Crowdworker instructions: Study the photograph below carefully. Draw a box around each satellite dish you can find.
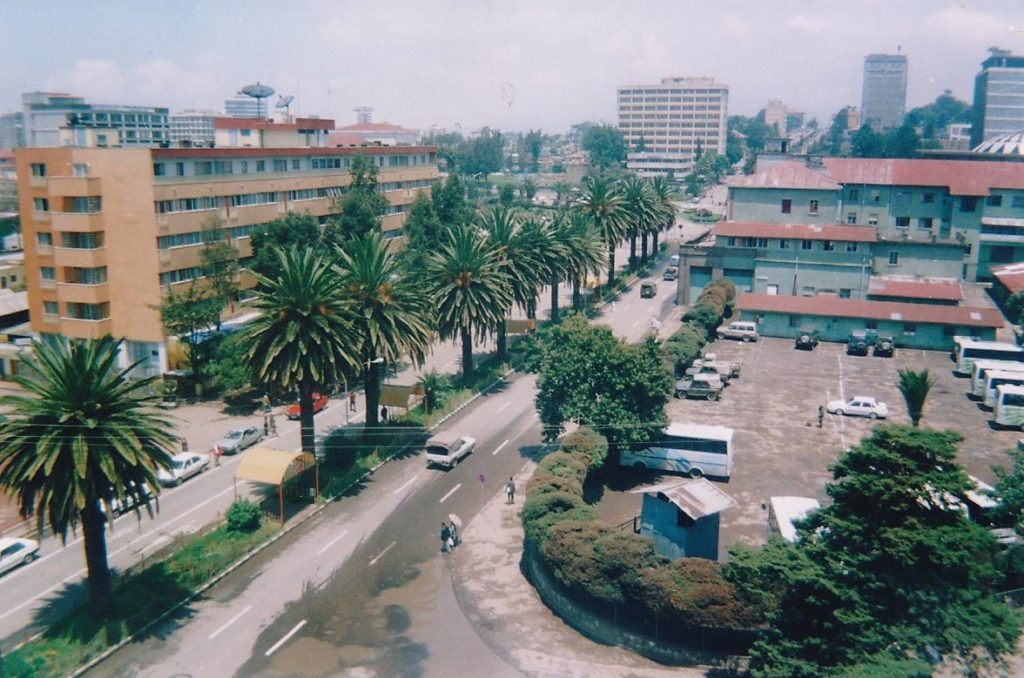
[275,95,294,121]
[237,82,275,119]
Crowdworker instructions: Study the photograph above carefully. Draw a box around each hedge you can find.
[522,426,764,636]
[667,278,737,377]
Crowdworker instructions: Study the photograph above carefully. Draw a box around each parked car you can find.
[794,328,820,350]
[662,267,678,281]
[107,482,154,516]
[425,436,476,469]
[674,374,723,401]
[0,537,39,576]
[874,336,895,358]
[286,393,330,420]
[699,353,741,378]
[826,396,889,419]
[640,282,658,298]
[686,361,733,385]
[717,321,759,342]
[216,426,262,455]
[157,452,211,486]
[846,331,870,356]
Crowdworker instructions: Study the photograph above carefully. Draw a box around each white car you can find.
[827,396,889,419]
[107,482,154,516]
[0,537,39,576]
[215,426,262,455]
[425,436,477,469]
[158,452,211,486]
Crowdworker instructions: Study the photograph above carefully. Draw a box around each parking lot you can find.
[598,335,1024,558]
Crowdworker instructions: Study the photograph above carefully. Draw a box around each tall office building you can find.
[861,54,908,130]
[224,97,263,119]
[971,48,1024,147]
[617,77,728,178]
[21,92,170,148]
[0,112,24,149]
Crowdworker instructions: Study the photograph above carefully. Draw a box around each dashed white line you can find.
[439,483,462,503]
[392,475,419,496]
[631,320,641,327]
[492,438,511,456]
[315,530,349,556]
[369,541,396,565]
[265,619,307,657]
[209,605,251,640]
[496,401,511,413]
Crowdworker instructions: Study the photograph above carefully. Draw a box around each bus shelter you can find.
[234,448,318,523]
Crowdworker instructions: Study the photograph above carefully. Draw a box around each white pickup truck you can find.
[425,435,476,469]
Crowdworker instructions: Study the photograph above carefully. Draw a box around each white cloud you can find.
[785,14,831,34]
[924,4,1023,52]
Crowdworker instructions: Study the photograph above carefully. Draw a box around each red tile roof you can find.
[867,276,964,302]
[727,161,840,190]
[822,158,1024,196]
[736,293,1003,328]
[213,117,335,131]
[991,262,1024,295]
[713,221,877,242]
[0,150,14,161]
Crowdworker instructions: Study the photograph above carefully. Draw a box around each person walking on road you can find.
[349,390,357,412]
[817,405,824,428]
[505,477,515,504]
[269,414,277,436]
[213,443,223,467]
[181,437,189,453]
[440,522,452,553]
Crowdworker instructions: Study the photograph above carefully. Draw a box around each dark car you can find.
[795,328,820,350]
[846,331,869,356]
[873,336,895,358]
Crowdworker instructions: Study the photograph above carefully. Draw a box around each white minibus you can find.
[984,371,1024,409]
[620,423,735,479]
[954,339,1024,376]
[970,360,1024,399]
[994,384,1024,429]
[767,496,820,543]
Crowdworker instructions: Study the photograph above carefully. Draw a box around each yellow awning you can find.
[380,384,415,408]
[234,448,315,486]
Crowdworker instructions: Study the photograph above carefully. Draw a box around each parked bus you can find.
[984,371,1024,409]
[620,423,735,479]
[994,384,1024,429]
[767,496,820,543]
[970,360,1024,399]
[954,339,1024,376]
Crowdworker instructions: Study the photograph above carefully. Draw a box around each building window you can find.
[781,199,792,214]
[895,217,910,228]
[801,286,815,296]
[867,214,879,226]
[1012,195,1024,208]
[40,266,55,281]
[917,217,933,230]
[779,239,789,249]
[72,163,88,177]
[291,159,301,170]
[65,302,109,321]
[725,237,736,246]
[153,163,166,177]
[43,301,58,319]
[64,267,107,285]
[30,163,46,178]
[903,323,917,336]
[808,200,819,215]
[888,251,899,266]
[801,239,813,250]
[848,188,859,201]
[68,197,102,213]
[97,134,108,147]
[175,162,185,176]
[871,190,880,202]
[847,212,857,224]
[756,238,768,248]
[33,198,49,212]
[273,159,288,172]
[865,320,877,330]
[960,196,977,212]
[839,289,851,298]
[922,193,935,204]
[256,160,265,172]
[846,242,859,252]
[36,232,53,248]
[823,240,835,251]
[987,194,1003,207]
[61,232,103,249]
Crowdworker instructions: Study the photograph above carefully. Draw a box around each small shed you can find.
[234,448,318,523]
[633,479,736,561]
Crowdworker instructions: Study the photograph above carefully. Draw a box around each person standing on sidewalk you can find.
[349,390,357,412]
[505,477,515,504]
[213,443,222,467]
[440,522,452,553]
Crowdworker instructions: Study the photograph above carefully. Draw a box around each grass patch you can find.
[5,521,278,678]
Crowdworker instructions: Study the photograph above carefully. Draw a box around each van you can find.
[717,321,759,342]
[640,282,658,298]
[669,254,680,267]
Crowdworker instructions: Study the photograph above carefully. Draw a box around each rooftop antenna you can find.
[238,82,275,119]
[275,94,295,122]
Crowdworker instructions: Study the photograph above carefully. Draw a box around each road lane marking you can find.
[492,438,510,456]
[369,541,396,566]
[209,605,251,640]
[439,483,461,503]
[265,619,307,657]
[117,484,237,552]
[315,530,349,557]
[496,401,511,413]
[632,320,640,327]
[392,475,418,495]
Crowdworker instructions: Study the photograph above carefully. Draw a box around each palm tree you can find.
[335,232,434,429]
[898,368,934,427]
[0,337,177,615]
[243,247,360,454]
[426,224,512,381]
[648,176,677,262]
[620,176,656,272]
[561,210,606,312]
[576,174,628,289]
[518,216,565,320]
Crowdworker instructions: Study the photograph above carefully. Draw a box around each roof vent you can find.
[890,313,902,320]
[970,312,981,320]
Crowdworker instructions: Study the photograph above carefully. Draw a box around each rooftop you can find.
[333,122,414,134]
[821,158,1024,196]
[991,262,1024,295]
[713,221,877,242]
[632,478,736,520]
[736,293,1003,328]
[867,276,964,302]
[727,161,841,191]
[151,145,437,160]
[212,117,335,131]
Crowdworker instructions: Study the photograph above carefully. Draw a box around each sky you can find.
[2,0,1023,134]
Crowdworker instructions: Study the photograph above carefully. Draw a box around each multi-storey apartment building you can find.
[617,77,728,178]
[22,92,170,148]
[971,48,1024,147]
[861,54,908,130]
[170,110,217,147]
[16,144,438,376]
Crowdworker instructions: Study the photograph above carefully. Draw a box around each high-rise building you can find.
[21,92,170,148]
[971,48,1024,147]
[764,100,788,137]
[0,112,24,149]
[170,110,216,147]
[861,54,908,130]
[617,77,728,178]
[224,97,263,119]
[16,142,439,375]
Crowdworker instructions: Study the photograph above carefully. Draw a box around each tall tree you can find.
[523,129,544,172]
[425,224,512,381]
[249,213,328,280]
[897,367,934,427]
[332,154,389,238]
[851,124,885,158]
[465,128,505,177]
[620,176,656,272]
[159,281,224,387]
[0,337,176,615]
[648,176,677,261]
[432,174,471,229]
[576,174,628,289]
[242,248,359,454]
[335,231,434,429]
[582,124,627,170]
[560,210,606,312]
[399,192,444,273]
[199,217,240,317]
[520,216,565,322]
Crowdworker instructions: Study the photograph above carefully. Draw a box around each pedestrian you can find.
[269,414,277,436]
[505,477,515,504]
[213,443,222,467]
[349,390,357,412]
[262,393,271,413]
[181,437,189,453]
[440,522,451,553]
[263,415,269,437]
[817,405,824,428]
[449,520,460,547]
[380,405,388,423]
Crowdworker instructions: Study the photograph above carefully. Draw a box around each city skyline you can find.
[1,1,1023,134]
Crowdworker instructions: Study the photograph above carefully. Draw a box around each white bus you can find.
[620,423,735,479]
[767,496,820,543]
[994,384,1024,429]
[954,339,1024,376]
[970,360,1024,399]
[984,371,1024,409]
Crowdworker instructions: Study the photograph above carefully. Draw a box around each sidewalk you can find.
[449,463,705,678]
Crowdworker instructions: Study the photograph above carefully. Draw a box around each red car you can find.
[286,393,330,420]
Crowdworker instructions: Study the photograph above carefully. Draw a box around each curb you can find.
[67,367,517,677]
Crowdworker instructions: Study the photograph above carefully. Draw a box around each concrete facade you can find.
[861,54,908,130]
[971,48,1024,146]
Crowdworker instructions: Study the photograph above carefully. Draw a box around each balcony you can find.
[50,212,102,232]
[58,317,112,338]
[53,247,106,268]
[57,283,111,305]
[47,176,102,197]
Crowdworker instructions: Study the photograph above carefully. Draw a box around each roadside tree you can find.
[559,210,605,313]
[576,174,628,289]
[582,124,626,170]
[199,217,240,316]
[332,154,389,239]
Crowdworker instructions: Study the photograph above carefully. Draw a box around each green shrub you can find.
[225,499,262,533]
[527,472,584,498]
[537,450,589,482]
[559,427,609,471]
[522,490,595,548]
[683,303,721,332]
